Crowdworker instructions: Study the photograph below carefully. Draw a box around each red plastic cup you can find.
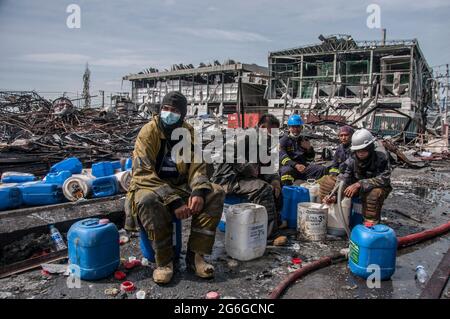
[114,271,126,280]
[206,291,220,299]
[120,281,136,292]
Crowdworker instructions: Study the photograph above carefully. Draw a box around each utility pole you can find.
[82,63,91,108]
[99,90,105,108]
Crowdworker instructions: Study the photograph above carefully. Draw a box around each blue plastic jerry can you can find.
[125,158,133,170]
[50,157,83,174]
[0,185,22,211]
[1,172,37,184]
[111,161,122,171]
[350,197,364,230]
[349,224,397,281]
[18,181,65,206]
[281,186,310,229]
[91,176,119,198]
[68,218,120,280]
[91,162,115,178]
[139,217,182,262]
[44,170,72,186]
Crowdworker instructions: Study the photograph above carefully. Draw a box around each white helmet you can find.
[350,128,376,151]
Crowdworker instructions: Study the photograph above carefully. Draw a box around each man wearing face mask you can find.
[211,114,285,243]
[322,129,392,226]
[279,114,327,186]
[125,91,225,284]
[319,125,354,200]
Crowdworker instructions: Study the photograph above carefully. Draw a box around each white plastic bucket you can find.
[298,202,328,241]
[225,203,267,261]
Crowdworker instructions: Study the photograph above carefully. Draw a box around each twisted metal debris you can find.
[0,91,147,176]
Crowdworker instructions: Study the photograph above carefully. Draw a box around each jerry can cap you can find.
[372,224,390,233]
[79,218,105,228]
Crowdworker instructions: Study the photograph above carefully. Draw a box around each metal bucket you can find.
[298,202,328,241]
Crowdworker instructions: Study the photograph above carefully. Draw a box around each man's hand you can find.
[188,196,204,215]
[174,204,192,220]
[295,163,306,173]
[344,182,361,198]
[323,195,337,205]
[300,139,312,150]
[271,180,281,199]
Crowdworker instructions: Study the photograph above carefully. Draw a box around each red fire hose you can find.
[268,220,450,299]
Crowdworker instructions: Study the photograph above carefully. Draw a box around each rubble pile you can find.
[0,91,147,175]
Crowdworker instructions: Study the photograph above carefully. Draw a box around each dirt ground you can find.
[0,161,449,299]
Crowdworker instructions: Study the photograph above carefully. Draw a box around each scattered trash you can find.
[415,265,428,283]
[104,288,120,296]
[119,236,129,245]
[124,260,141,270]
[141,258,149,266]
[41,270,51,276]
[136,290,146,299]
[120,281,136,292]
[227,259,239,268]
[118,229,128,236]
[128,256,137,262]
[287,266,298,273]
[41,263,68,275]
[206,291,220,299]
[291,258,302,265]
[292,243,301,251]
[342,284,358,290]
[49,225,67,251]
[256,270,273,279]
[114,271,126,280]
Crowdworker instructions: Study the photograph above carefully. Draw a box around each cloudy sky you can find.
[0,0,449,97]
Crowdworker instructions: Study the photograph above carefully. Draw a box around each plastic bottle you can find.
[50,225,67,251]
[415,265,428,283]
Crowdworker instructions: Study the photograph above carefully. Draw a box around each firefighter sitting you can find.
[319,125,354,199]
[124,91,225,284]
[211,114,285,243]
[279,114,327,185]
[321,128,392,226]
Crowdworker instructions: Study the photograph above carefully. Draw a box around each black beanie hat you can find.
[161,91,187,120]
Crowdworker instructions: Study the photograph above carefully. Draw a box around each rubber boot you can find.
[273,235,288,246]
[186,250,214,279]
[152,262,173,284]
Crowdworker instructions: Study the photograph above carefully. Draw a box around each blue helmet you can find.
[287,114,304,126]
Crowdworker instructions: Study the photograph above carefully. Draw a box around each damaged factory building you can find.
[267,34,433,138]
[123,61,269,117]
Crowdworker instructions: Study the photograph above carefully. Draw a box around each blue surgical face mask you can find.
[160,111,181,125]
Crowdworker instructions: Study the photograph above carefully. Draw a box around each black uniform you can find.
[279,133,327,185]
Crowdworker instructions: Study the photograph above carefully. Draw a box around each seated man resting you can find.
[279,114,327,186]
[322,128,392,226]
[125,91,225,284]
